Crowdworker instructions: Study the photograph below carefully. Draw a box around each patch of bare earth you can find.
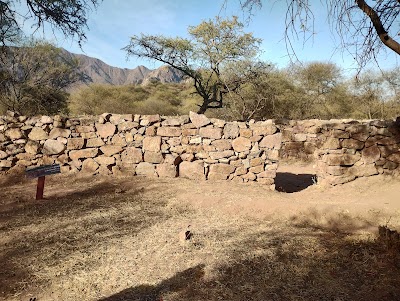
[1,162,400,301]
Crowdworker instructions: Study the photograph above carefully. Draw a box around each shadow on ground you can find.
[0,177,169,299]
[275,172,316,193]
[99,210,400,301]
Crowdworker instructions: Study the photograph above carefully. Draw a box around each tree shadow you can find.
[275,172,316,193]
[0,177,170,299]
[98,210,400,301]
[98,265,205,301]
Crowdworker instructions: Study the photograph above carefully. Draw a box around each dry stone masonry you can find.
[0,111,280,189]
[315,119,400,185]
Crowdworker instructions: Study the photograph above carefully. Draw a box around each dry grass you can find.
[1,173,400,301]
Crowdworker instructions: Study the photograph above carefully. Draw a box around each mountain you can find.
[62,50,185,87]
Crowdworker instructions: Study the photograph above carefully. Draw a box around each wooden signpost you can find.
[26,164,61,200]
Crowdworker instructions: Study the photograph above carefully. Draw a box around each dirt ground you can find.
[1,162,400,301]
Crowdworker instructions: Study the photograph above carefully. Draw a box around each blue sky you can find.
[20,0,399,72]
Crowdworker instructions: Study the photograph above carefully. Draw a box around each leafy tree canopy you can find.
[124,16,263,114]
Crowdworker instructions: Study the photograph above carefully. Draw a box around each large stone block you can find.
[76,125,95,133]
[251,124,277,136]
[189,111,210,128]
[121,147,143,164]
[82,158,99,173]
[96,122,116,138]
[208,163,236,180]
[362,145,381,164]
[212,139,232,151]
[111,135,127,146]
[70,148,99,160]
[49,128,71,139]
[323,153,361,166]
[94,156,116,166]
[232,137,251,152]
[179,161,205,180]
[118,121,139,131]
[162,116,189,126]
[43,139,66,155]
[136,162,157,176]
[25,140,40,154]
[341,139,364,150]
[143,136,162,152]
[259,133,282,150]
[67,138,85,150]
[348,164,378,177]
[387,152,400,163]
[144,151,163,163]
[28,127,48,140]
[157,127,182,137]
[5,128,24,140]
[140,114,160,126]
[0,150,8,159]
[322,138,341,149]
[239,128,252,138]
[100,145,123,156]
[156,164,177,178]
[224,123,239,139]
[209,150,235,160]
[86,138,104,147]
[199,127,222,139]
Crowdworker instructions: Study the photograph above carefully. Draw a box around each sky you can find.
[19,0,399,73]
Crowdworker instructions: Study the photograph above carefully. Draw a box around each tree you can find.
[236,0,400,68]
[124,16,262,114]
[0,0,101,47]
[0,39,80,115]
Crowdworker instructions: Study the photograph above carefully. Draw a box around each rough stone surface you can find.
[86,138,104,147]
[136,162,157,176]
[70,148,99,160]
[49,128,71,139]
[25,140,40,154]
[82,158,99,173]
[67,138,85,150]
[144,151,163,163]
[189,111,210,128]
[5,128,24,140]
[28,127,48,140]
[143,136,162,152]
[259,133,282,149]
[179,161,205,180]
[224,123,240,139]
[362,145,381,164]
[96,122,116,138]
[121,147,143,164]
[43,139,66,155]
[95,156,116,166]
[100,145,123,156]
[199,127,222,139]
[156,164,177,178]
[232,137,251,152]
[208,163,236,180]
[157,127,182,137]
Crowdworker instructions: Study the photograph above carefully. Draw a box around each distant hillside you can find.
[62,50,185,87]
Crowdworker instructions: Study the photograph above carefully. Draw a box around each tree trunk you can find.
[197,99,209,114]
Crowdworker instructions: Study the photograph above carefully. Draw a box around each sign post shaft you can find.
[36,176,45,200]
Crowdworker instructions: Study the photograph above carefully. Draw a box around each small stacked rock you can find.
[0,111,281,190]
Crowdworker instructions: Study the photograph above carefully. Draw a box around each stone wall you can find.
[0,111,280,189]
[277,119,323,160]
[315,119,400,185]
